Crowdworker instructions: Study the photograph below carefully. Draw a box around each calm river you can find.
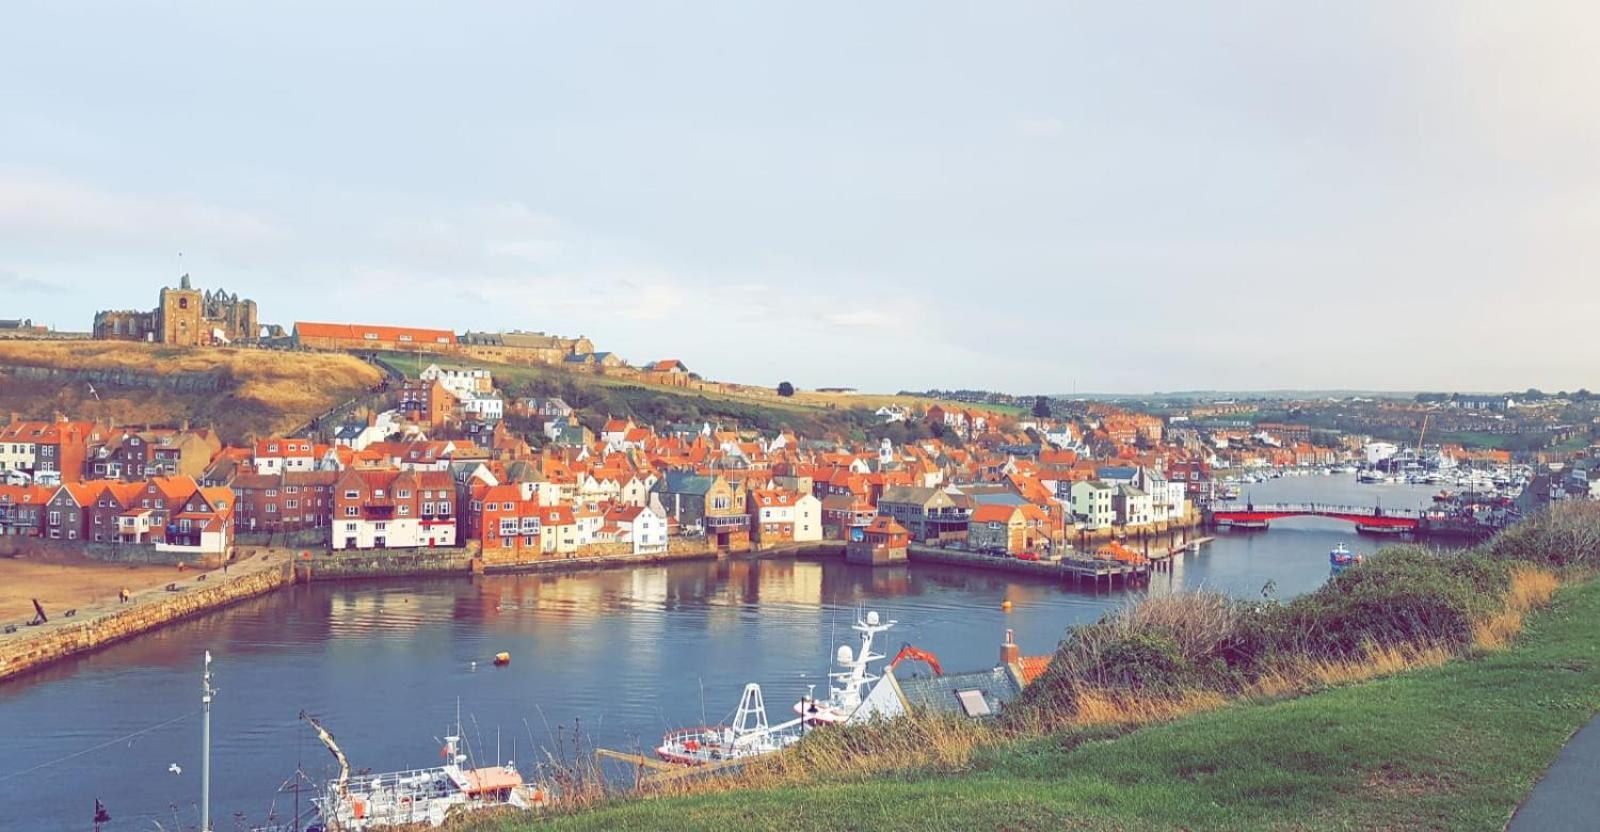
[0,475,1446,830]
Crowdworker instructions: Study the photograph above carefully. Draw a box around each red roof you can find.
[295,321,456,345]
[971,504,1020,523]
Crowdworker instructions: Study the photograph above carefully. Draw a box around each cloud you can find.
[824,309,898,329]
[0,268,62,293]
[0,170,280,247]
[1016,116,1066,139]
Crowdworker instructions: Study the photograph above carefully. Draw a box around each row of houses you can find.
[0,477,234,555]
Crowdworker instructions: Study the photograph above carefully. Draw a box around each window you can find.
[344,490,359,499]
[422,502,434,515]
[363,332,378,340]
[398,334,413,342]
[345,507,358,516]
[398,505,410,516]
[955,689,991,717]
[374,522,387,531]
[265,489,277,497]
[345,522,357,532]
[286,500,298,509]
[266,504,277,514]
[374,489,385,498]
[439,502,450,514]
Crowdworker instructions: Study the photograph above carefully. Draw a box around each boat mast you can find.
[201,651,213,832]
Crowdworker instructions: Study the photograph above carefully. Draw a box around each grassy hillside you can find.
[476,573,1600,831]
[0,341,384,441]
[375,352,1003,443]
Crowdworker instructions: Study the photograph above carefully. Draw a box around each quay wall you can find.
[0,558,291,683]
[293,548,476,582]
[907,545,1068,579]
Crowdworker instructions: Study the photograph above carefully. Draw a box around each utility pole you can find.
[201,650,214,832]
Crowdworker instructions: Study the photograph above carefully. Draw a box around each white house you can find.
[1135,468,1188,523]
[793,493,822,542]
[876,405,909,424]
[457,391,504,422]
[253,438,316,475]
[604,504,669,554]
[1069,480,1116,529]
[420,364,494,397]
[1113,484,1155,528]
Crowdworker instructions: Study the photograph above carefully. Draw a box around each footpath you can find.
[1507,714,1600,832]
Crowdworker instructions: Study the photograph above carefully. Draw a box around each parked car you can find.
[1015,551,1041,561]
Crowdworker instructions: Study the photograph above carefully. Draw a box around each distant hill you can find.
[1051,390,1422,401]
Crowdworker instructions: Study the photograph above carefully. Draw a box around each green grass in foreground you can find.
[483,576,1600,831]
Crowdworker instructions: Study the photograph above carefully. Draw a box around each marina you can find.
[0,477,1455,831]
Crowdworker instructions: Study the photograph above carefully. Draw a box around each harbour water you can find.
[0,476,1448,830]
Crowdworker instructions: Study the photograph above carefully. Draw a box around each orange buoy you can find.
[1001,600,1013,612]
[493,652,511,666]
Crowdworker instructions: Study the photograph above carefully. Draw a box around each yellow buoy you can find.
[1001,600,1013,611]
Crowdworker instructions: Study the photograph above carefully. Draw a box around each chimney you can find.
[1000,629,1020,667]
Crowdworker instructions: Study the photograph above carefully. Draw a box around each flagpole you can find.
[201,651,213,832]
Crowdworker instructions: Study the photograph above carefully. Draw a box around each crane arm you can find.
[888,643,944,676]
[300,710,351,797]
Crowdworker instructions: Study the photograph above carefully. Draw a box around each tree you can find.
[1031,395,1053,419]
[777,381,795,397]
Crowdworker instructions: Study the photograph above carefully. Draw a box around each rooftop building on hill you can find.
[93,274,259,346]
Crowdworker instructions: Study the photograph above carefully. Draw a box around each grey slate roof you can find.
[656,471,714,496]
[894,666,1024,718]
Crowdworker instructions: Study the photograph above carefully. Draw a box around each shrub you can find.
[1483,502,1600,568]
[1266,546,1508,659]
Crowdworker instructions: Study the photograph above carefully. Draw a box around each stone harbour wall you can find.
[0,558,291,683]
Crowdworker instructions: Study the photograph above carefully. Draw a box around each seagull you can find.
[168,763,182,775]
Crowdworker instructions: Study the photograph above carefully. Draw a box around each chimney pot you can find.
[1000,628,1020,666]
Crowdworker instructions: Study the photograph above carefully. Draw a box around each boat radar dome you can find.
[866,611,880,626]
[837,645,855,665]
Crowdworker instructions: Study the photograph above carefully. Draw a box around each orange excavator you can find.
[887,643,944,676]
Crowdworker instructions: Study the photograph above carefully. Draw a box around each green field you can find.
[479,576,1600,831]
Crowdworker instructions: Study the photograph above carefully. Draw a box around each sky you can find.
[2,2,1598,394]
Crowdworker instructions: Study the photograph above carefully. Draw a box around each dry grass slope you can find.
[0,341,383,439]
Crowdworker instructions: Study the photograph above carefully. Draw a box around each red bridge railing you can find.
[1211,503,1425,520]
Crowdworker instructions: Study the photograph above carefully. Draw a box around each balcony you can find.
[703,513,750,531]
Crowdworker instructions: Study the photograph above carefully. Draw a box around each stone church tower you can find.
[157,273,205,346]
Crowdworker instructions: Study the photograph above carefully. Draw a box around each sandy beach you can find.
[0,556,185,623]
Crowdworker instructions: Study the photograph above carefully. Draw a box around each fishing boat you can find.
[655,683,805,766]
[1357,469,1385,484]
[794,609,896,725]
[303,711,546,829]
[1329,542,1363,568]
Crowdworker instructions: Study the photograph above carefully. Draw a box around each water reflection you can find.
[0,476,1455,830]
